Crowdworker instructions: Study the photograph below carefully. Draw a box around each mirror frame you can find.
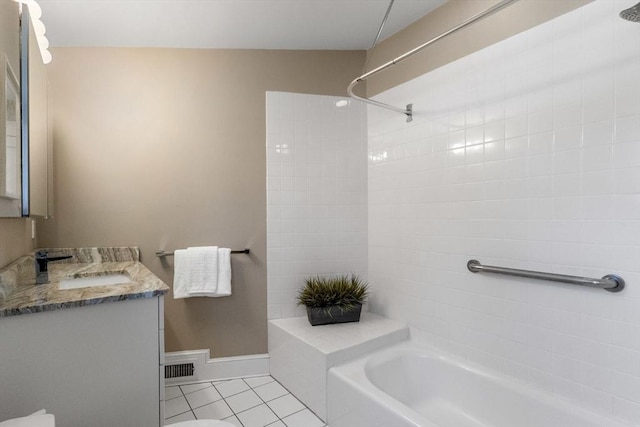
[1,60,21,203]
[0,0,23,218]
[20,6,31,217]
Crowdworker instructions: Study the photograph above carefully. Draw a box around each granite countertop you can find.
[0,247,169,317]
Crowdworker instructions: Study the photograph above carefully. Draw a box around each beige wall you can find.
[38,48,365,357]
[0,219,34,268]
[365,0,594,97]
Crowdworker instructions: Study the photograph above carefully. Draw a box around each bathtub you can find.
[327,341,627,427]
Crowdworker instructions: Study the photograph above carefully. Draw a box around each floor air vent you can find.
[165,363,195,379]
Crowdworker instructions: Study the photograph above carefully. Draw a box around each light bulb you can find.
[37,35,49,49]
[32,18,46,36]
[41,50,51,64]
[27,1,42,19]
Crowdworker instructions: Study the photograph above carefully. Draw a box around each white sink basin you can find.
[59,273,131,290]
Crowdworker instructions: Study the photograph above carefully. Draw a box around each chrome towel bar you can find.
[467,260,624,293]
[156,249,250,257]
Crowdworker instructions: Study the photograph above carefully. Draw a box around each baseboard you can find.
[164,350,270,385]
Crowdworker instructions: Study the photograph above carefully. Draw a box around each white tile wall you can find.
[368,1,640,425]
[266,92,368,319]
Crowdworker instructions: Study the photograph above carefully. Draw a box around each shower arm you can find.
[348,0,521,122]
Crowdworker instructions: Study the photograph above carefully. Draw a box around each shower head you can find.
[620,2,640,22]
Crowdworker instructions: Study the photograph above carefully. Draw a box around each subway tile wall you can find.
[266,92,368,319]
[367,1,640,425]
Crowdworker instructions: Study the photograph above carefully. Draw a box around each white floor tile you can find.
[165,386,184,400]
[267,394,305,419]
[244,375,275,388]
[165,410,196,424]
[184,385,223,409]
[282,409,324,427]
[181,382,213,394]
[216,378,251,398]
[169,376,321,427]
[253,381,288,402]
[225,389,263,413]
[222,415,244,427]
[165,395,191,419]
[193,399,234,420]
[236,403,279,427]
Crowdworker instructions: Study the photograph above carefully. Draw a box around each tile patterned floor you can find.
[164,376,326,427]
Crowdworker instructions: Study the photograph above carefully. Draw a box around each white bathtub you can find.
[327,341,627,427]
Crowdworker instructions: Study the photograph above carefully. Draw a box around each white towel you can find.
[216,248,232,297]
[173,246,232,298]
[173,246,218,299]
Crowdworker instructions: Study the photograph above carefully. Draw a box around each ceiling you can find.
[36,0,447,50]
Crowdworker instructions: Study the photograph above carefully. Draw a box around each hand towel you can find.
[173,246,218,299]
[187,247,232,297]
[215,248,232,297]
[172,249,190,299]
[185,246,219,296]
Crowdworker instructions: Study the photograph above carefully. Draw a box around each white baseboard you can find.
[164,350,270,386]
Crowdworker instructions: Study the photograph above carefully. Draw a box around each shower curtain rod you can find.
[348,0,521,122]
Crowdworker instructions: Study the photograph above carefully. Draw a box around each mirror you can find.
[0,3,52,218]
[0,0,23,217]
[23,6,52,218]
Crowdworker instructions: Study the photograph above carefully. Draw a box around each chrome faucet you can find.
[35,250,73,285]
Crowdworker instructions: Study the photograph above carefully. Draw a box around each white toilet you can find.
[169,421,234,427]
[0,411,55,427]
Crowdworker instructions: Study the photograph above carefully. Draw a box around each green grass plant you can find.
[297,274,369,310]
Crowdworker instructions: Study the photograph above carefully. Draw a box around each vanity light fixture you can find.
[12,0,52,64]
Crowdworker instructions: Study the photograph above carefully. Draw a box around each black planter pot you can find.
[305,304,362,326]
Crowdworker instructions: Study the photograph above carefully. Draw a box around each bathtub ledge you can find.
[269,312,409,421]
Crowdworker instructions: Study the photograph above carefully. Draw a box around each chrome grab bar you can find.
[467,260,625,293]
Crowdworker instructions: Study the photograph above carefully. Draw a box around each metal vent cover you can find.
[165,363,195,379]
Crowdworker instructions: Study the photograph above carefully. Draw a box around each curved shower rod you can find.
[348,0,521,122]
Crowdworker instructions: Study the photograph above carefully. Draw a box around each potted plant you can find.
[297,275,369,326]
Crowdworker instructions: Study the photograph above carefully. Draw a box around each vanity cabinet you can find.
[0,296,165,427]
